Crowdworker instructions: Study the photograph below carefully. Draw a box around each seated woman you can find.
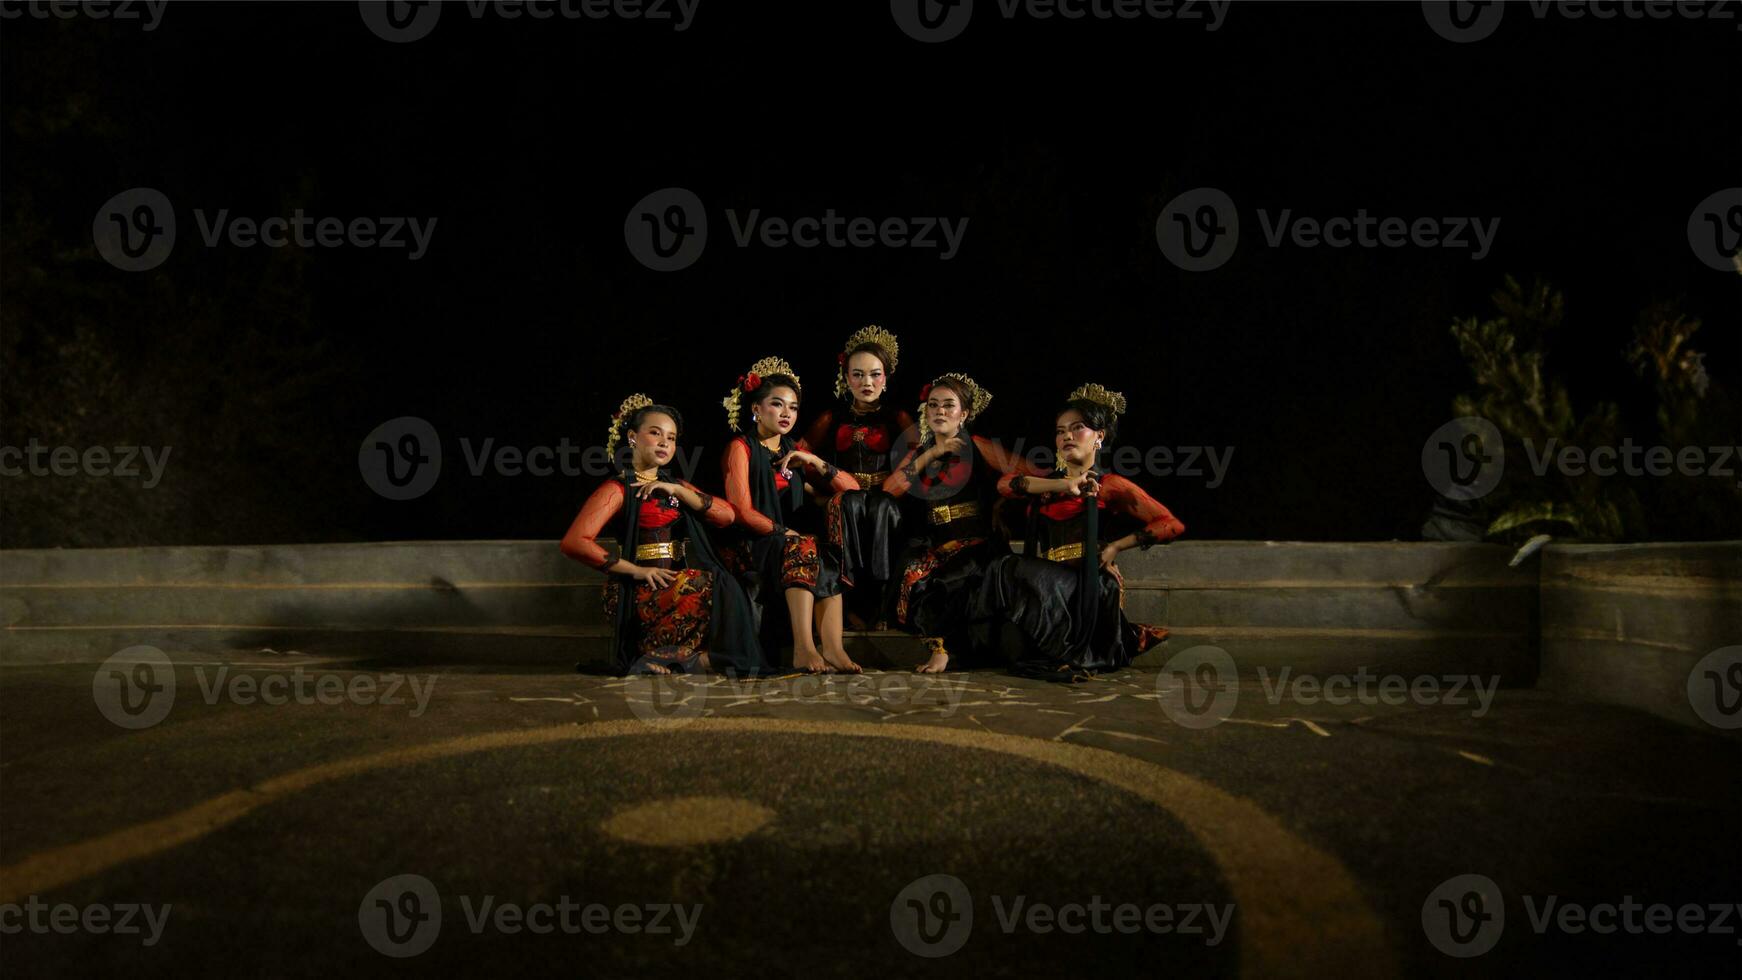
[800,325,914,629]
[882,372,1035,673]
[720,357,864,674]
[559,394,770,676]
[982,383,1186,681]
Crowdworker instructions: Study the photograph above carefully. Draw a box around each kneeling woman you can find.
[800,325,914,628]
[983,384,1186,680]
[721,357,864,674]
[882,372,1034,673]
[559,395,770,676]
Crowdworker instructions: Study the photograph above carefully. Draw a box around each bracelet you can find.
[1135,528,1159,550]
[1011,475,1030,495]
[692,491,713,513]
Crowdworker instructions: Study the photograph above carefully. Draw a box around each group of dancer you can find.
[559,325,1186,682]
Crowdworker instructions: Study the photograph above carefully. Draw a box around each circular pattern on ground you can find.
[598,795,777,846]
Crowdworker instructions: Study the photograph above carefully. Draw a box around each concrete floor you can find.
[2,653,1739,977]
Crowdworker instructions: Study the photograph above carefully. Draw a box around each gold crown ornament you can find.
[916,372,993,442]
[605,393,655,457]
[833,324,901,399]
[722,356,801,430]
[1067,382,1128,419]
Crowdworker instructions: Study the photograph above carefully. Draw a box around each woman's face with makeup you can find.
[755,385,800,437]
[846,351,887,406]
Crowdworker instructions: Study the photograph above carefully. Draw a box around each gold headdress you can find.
[833,324,900,399]
[604,392,654,457]
[917,372,993,442]
[1067,382,1128,419]
[722,355,801,431]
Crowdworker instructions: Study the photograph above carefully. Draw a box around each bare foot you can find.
[821,647,863,674]
[697,652,711,671]
[915,638,949,674]
[793,649,828,674]
[643,662,671,675]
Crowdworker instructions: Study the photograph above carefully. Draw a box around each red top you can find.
[800,406,917,457]
[882,434,1035,498]
[722,436,860,536]
[1004,472,1186,543]
[558,479,734,570]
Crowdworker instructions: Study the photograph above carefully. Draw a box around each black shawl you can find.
[607,466,770,676]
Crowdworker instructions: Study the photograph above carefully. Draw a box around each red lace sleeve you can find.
[819,464,859,494]
[723,437,776,536]
[799,409,834,455]
[974,434,1039,477]
[1100,474,1185,544]
[559,481,624,570]
[882,446,920,499]
[680,479,735,528]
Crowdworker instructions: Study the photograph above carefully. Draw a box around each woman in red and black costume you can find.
[982,383,1186,681]
[799,325,915,629]
[882,372,1039,673]
[720,357,864,674]
[559,394,771,676]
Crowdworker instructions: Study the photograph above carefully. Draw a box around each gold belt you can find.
[929,501,981,526]
[1044,542,1085,562]
[635,541,687,561]
[852,470,891,489]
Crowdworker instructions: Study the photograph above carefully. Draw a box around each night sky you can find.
[2,1,1738,547]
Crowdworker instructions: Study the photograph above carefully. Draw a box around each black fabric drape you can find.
[607,467,771,676]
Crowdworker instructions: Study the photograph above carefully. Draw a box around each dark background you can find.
[2,1,1738,547]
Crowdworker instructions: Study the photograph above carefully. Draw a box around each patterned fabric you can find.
[895,537,982,625]
[827,492,847,549]
[634,568,713,658]
[781,533,821,589]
